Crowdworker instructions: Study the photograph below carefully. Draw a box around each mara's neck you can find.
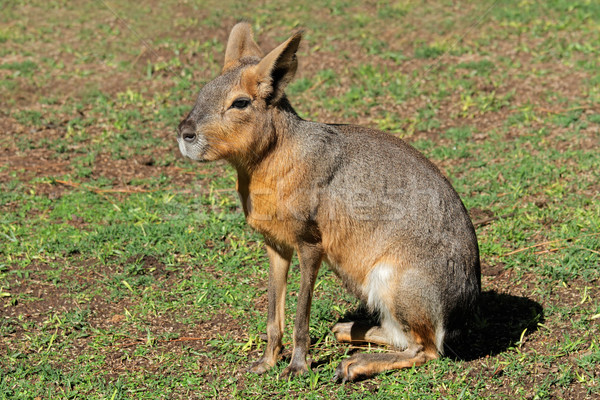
[232,97,302,178]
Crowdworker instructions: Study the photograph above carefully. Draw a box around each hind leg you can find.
[334,266,444,381]
[332,264,412,349]
[333,344,438,383]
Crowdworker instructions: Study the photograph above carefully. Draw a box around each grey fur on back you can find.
[272,118,481,337]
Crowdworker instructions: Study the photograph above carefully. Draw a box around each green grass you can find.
[1,0,599,398]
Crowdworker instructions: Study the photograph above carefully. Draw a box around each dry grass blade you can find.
[502,232,600,257]
[55,179,154,194]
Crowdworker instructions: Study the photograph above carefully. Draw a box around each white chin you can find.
[178,139,188,157]
[178,138,205,161]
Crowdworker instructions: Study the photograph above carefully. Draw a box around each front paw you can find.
[280,362,309,379]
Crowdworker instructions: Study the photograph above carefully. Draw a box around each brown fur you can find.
[177,23,481,382]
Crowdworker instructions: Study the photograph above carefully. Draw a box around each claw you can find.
[333,356,360,383]
[333,360,349,383]
[332,368,347,384]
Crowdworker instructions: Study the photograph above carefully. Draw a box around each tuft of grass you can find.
[414,43,445,59]
[0,60,38,76]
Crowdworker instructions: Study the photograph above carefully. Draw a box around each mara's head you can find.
[177,23,302,165]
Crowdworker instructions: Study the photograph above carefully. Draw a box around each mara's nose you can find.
[181,129,196,143]
[178,121,197,143]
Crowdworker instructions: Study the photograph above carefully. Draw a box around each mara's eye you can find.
[230,98,251,110]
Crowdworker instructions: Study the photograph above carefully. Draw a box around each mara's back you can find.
[294,121,481,335]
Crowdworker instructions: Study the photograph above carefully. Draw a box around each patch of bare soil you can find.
[0,115,73,184]
[1,263,76,325]
[0,147,72,182]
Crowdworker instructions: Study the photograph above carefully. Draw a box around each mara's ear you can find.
[253,30,302,103]
[223,22,263,72]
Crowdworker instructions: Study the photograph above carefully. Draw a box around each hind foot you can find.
[333,347,436,383]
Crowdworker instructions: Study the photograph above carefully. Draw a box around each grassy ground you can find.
[1,0,599,398]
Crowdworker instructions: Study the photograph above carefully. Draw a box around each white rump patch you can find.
[365,263,393,311]
[364,263,409,349]
[435,325,445,354]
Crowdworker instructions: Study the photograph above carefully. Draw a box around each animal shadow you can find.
[444,290,544,361]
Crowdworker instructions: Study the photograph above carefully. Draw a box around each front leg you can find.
[248,243,292,374]
[281,243,323,378]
